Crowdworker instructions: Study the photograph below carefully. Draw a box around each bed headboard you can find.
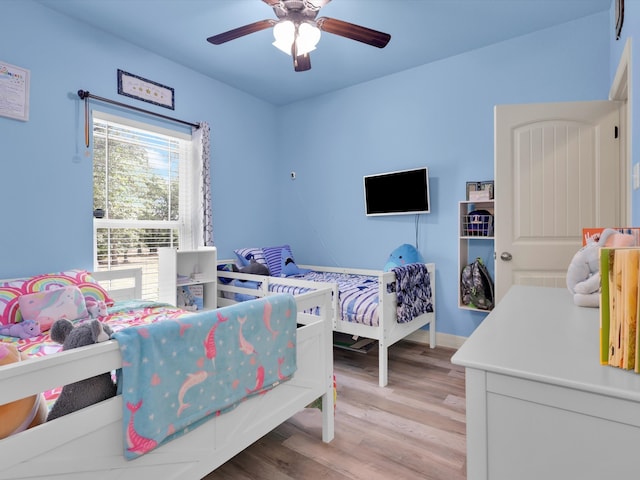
[92,268,142,301]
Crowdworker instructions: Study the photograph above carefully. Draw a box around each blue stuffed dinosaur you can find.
[383,244,424,272]
[280,250,310,277]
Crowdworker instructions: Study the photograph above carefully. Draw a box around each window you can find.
[92,112,194,300]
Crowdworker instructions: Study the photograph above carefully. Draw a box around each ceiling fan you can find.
[206,0,391,72]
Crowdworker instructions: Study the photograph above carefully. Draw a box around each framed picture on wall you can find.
[117,69,175,110]
[466,181,481,200]
[481,181,494,199]
[0,61,30,121]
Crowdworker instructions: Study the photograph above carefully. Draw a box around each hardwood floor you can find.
[203,341,466,480]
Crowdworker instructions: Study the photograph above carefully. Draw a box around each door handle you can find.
[500,252,513,261]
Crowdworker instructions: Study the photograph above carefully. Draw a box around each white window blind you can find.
[92,112,193,300]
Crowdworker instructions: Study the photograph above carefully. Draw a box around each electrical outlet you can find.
[633,163,640,190]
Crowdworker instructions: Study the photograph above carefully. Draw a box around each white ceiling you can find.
[35,0,612,105]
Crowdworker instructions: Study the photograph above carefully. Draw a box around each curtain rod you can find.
[77,90,200,129]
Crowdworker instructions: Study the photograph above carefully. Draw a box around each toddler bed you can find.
[0,267,334,480]
[218,245,436,387]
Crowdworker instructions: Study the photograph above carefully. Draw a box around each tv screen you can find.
[364,167,430,216]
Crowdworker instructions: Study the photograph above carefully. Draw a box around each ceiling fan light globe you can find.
[297,23,321,55]
[296,44,316,56]
[273,39,293,55]
[273,20,295,54]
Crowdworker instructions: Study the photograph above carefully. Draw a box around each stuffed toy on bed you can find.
[566,228,636,307]
[0,344,48,438]
[0,319,41,339]
[279,252,310,277]
[232,258,270,276]
[229,259,272,302]
[46,319,117,421]
[383,243,424,272]
[85,299,108,319]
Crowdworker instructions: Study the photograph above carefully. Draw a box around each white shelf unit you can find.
[158,246,218,311]
[458,200,494,311]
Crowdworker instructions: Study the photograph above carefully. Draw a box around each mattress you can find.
[270,271,381,326]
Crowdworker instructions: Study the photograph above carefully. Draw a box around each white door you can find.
[494,101,622,303]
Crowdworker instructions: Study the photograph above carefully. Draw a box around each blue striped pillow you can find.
[262,245,293,277]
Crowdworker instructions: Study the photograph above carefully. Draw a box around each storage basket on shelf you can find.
[463,209,494,237]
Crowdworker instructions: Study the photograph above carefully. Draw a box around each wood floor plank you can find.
[202,341,466,480]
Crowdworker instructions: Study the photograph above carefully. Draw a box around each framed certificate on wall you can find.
[0,61,30,121]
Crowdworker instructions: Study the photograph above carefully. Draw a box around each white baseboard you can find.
[405,329,467,350]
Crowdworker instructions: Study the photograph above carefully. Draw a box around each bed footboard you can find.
[320,263,436,387]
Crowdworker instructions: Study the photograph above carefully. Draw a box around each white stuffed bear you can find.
[566,228,636,307]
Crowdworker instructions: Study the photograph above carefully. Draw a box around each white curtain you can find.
[192,122,213,247]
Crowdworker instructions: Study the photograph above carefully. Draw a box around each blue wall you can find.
[276,12,611,337]
[0,1,615,339]
[0,0,280,278]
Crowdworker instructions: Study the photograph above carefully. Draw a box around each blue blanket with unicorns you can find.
[112,293,297,460]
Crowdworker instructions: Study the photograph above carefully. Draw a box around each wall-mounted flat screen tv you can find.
[363,167,431,216]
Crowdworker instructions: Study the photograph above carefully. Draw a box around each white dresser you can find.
[452,285,640,480]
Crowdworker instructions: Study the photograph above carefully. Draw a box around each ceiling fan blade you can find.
[294,53,311,72]
[207,19,275,45]
[317,17,391,48]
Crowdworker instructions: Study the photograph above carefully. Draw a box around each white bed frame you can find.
[0,268,334,480]
[217,262,436,387]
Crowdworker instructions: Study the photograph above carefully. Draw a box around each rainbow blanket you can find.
[112,294,297,460]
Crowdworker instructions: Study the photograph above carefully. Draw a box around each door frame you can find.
[609,37,631,225]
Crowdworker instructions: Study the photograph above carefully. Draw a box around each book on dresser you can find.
[622,249,638,370]
[583,227,640,246]
[599,246,640,371]
[636,275,640,374]
[600,247,612,365]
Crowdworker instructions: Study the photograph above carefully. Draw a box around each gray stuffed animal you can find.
[232,258,270,276]
[46,319,117,421]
